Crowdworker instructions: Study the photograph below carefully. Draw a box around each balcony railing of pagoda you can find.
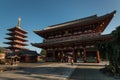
[14,35,27,41]
[13,45,23,48]
[43,33,100,44]
[14,31,27,38]
[13,40,27,46]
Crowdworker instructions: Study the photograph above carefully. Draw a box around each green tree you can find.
[40,49,46,57]
[97,42,108,60]
[0,47,3,53]
[97,26,120,74]
[110,26,120,66]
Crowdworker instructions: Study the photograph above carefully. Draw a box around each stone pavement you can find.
[0,62,119,80]
[69,62,118,80]
[0,63,76,80]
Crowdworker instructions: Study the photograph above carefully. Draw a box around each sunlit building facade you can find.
[32,11,116,63]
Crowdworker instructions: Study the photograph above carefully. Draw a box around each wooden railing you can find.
[43,33,100,44]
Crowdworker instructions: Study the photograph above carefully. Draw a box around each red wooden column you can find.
[45,50,48,62]
[83,48,87,63]
[53,51,55,61]
[60,51,62,62]
[96,50,100,63]
[72,48,75,62]
[72,48,77,62]
[61,50,64,62]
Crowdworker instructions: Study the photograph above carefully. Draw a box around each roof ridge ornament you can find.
[17,17,21,28]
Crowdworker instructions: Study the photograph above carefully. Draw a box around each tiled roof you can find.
[45,15,97,30]
[34,10,116,37]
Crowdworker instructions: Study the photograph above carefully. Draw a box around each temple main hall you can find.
[32,11,116,63]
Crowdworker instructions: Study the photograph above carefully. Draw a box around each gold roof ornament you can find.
[17,17,21,28]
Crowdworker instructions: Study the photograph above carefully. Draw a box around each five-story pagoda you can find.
[4,18,28,52]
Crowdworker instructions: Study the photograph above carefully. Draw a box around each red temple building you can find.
[4,18,28,52]
[32,11,116,63]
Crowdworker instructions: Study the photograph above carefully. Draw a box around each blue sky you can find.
[0,0,120,53]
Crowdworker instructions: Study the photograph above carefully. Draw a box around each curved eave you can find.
[8,27,28,34]
[6,46,20,49]
[31,43,45,48]
[7,33,27,38]
[4,42,28,46]
[33,30,45,38]
[6,46,26,49]
[34,10,116,38]
[5,37,28,42]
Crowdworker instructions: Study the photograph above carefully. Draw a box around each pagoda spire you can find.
[17,17,21,28]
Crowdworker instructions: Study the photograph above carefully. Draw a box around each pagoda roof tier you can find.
[4,42,28,46]
[31,34,111,49]
[5,36,28,42]
[8,27,27,34]
[34,11,116,38]
[7,32,27,38]
[5,46,26,50]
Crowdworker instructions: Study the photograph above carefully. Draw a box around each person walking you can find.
[71,57,74,66]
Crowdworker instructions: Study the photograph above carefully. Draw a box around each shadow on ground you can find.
[0,66,73,80]
[69,67,116,80]
[0,62,113,80]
